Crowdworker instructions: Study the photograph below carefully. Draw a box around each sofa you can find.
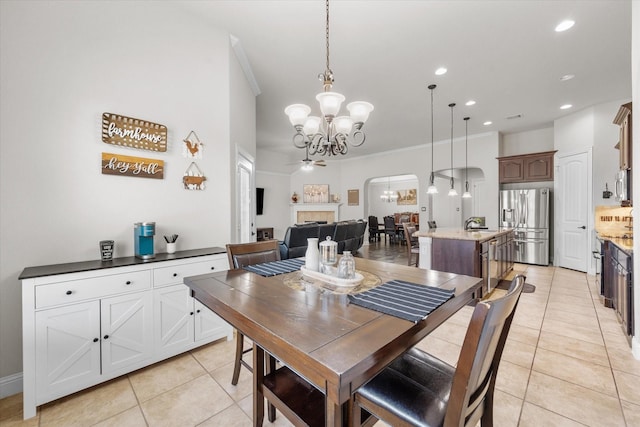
[279,220,367,260]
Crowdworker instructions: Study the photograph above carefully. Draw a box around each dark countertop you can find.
[19,247,227,280]
[414,227,513,243]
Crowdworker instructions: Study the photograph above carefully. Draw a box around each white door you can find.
[237,150,255,243]
[557,151,589,271]
[101,291,153,375]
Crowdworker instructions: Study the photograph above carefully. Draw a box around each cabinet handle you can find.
[65,290,72,295]
[173,273,178,277]
[93,338,99,343]
[126,281,132,285]
[103,334,109,339]
[196,309,201,313]
[210,266,215,270]
[190,311,194,316]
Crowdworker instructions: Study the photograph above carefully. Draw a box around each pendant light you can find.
[447,103,458,196]
[462,117,472,198]
[426,84,438,194]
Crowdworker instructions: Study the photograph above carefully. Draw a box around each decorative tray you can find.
[300,266,364,287]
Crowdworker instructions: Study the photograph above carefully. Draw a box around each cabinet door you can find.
[101,292,153,376]
[154,284,194,356]
[524,154,553,181]
[35,301,101,401]
[499,159,524,183]
[194,299,232,343]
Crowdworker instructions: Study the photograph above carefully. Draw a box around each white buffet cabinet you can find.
[20,248,233,419]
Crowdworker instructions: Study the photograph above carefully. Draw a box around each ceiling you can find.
[177,1,632,161]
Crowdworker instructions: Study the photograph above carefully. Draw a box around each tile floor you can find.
[1,246,639,426]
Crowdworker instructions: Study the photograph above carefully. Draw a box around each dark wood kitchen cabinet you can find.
[498,150,557,183]
[613,102,632,170]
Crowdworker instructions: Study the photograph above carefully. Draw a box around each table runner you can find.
[348,279,455,322]
[243,257,305,277]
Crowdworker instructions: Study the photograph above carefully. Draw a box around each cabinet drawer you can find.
[153,259,227,287]
[35,271,151,309]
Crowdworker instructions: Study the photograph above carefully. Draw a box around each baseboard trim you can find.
[0,372,23,399]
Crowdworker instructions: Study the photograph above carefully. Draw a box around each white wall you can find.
[368,177,419,220]
[0,1,248,388]
[501,127,554,156]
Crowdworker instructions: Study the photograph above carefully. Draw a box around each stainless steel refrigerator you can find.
[500,188,550,265]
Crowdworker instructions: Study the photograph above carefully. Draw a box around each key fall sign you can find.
[101,152,164,180]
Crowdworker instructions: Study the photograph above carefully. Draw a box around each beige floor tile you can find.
[506,324,540,346]
[525,371,625,426]
[492,389,523,426]
[532,348,617,396]
[547,294,595,309]
[92,406,146,427]
[518,402,586,426]
[0,413,40,427]
[537,330,609,367]
[543,308,600,329]
[547,300,597,318]
[141,375,233,427]
[191,337,237,372]
[415,335,461,367]
[199,404,252,427]
[128,353,207,402]
[612,369,640,404]
[502,339,536,369]
[0,393,23,422]
[495,360,530,399]
[39,377,137,427]
[429,321,468,346]
[542,318,604,346]
[209,358,254,402]
[622,400,640,426]
[608,346,640,377]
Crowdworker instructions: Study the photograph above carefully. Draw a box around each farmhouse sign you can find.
[102,112,167,152]
[101,152,164,179]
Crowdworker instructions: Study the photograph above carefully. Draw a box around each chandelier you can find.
[284,0,374,156]
[380,177,398,203]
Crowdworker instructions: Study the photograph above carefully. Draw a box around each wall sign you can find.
[101,152,164,179]
[348,189,359,206]
[101,112,167,152]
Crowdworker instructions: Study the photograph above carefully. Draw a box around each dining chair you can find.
[383,216,397,244]
[352,274,526,427]
[368,216,383,242]
[225,240,281,386]
[402,222,420,266]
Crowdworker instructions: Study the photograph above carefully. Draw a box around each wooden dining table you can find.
[184,257,482,427]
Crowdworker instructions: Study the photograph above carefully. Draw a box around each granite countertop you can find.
[414,227,513,242]
[19,247,227,280]
[598,234,633,255]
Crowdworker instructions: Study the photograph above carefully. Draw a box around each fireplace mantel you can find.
[291,203,342,224]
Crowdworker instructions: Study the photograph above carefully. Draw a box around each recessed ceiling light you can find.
[483,121,492,126]
[465,100,476,106]
[560,104,573,110]
[435,67,447,76]
[555,20,575,32]
[560,74,575,81]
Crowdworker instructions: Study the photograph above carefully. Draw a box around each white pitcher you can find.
[305,237,320,271]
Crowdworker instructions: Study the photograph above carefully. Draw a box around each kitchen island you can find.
[415,228,514,296]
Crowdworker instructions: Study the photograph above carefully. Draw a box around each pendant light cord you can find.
[449,103,455,176]
[428,84,436,182]
[325,0,330,72]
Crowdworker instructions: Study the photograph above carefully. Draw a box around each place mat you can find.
[348,280,455,323]
[243,258,305,277]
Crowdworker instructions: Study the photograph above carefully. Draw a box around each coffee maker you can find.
[134,222,155,259]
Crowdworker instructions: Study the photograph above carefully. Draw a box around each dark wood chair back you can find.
[226,240,281,270]
[353,275,525,427]
[445,275,524,425]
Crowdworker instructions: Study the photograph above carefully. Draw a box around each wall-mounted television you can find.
[256,187,264,215]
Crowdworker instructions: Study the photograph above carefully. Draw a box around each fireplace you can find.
[291,203,341,224]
